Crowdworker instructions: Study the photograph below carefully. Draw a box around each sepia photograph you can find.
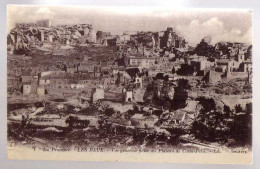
[6,5,252,164]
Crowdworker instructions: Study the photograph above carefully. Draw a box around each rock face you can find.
[160,27,187,49]
[153,32,160,49]
[88,28,97,43]
[128,28,188,49]
[96,31,111,44]
[7,23,189,56]
[83,26,90,36]
[7,23,100,54]
[130,32,155,48]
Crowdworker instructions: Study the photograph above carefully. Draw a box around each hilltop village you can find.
[7,19,252,149]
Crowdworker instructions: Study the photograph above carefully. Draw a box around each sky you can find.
[7,5,252,46]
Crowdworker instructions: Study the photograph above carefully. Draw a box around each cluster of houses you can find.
[8,25,252,101]
[10,44,251,116]
[7,21,252,134]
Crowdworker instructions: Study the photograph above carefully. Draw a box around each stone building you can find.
[22,83,32,95]
[93,88,105,102]
[202,70,221,84]
[125,90,133,102]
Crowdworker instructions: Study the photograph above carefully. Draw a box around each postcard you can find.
[7,5,252,164]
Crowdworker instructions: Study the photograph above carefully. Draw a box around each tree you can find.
[156,73,164,80]
[192,121,211,140]
[246,102,252,115]
[196,97,216,113]
[133,105,139,112]
[235,104,243,113]
[193,37,215,57]
[126,109,136,118]
[171,86,188,110]
[192,99,252,146]
[176,64,195,76]
[104,108,116,116]
[152,110,163,117]
[177,79,190,90]
[191,97,221,141]
[223,105,231,116]
[126,68,140,79]
[171,79,189,110]
[229,102,252,146]
[172,67,175,74]
[115,72,120,85]
[163,75,169,81]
